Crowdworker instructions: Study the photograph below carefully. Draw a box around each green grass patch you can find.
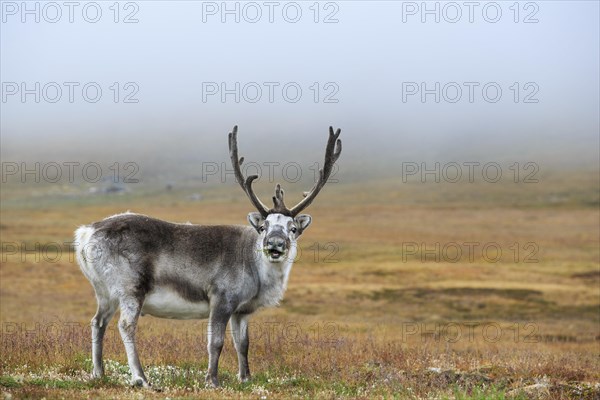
[0,376,22,388]
[28,378,88,390]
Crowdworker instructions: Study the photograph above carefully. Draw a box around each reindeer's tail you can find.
[74,225,97,282]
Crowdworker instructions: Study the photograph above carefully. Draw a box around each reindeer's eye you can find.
[291,227,297,234]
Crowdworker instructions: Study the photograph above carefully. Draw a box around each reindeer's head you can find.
[246,212,311,262]
[229,125,342,263]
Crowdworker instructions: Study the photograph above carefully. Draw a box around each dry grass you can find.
[1,171,599,399]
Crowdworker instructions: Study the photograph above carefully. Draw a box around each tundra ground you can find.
[1,171,598,399]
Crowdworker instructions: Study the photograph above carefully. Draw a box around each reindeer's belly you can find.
[141,288,210,319]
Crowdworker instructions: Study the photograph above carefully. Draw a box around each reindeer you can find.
[74,126,342,388]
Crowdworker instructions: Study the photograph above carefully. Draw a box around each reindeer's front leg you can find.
[205,300,233,387]
[231,313,251,382]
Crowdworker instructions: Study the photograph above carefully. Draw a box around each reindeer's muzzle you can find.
[264,233,289,262]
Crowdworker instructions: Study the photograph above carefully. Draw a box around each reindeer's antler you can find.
[228,126,270,217]
[229,125,342,217]
[288,126,342,216]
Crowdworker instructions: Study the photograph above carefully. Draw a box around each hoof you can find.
[205,374,219,388]
[130,377,151,389]
[238,374,251,383]
[91,371,104,379]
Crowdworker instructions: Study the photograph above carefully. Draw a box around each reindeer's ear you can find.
[248,212,264,232]
[294,214,312,235]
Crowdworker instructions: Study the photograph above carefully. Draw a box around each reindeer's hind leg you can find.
[117,296,150,388]
[91,290,117,379]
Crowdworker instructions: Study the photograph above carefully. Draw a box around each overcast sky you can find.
[1,1,599,176]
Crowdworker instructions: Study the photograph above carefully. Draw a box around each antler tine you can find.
[271,183,290,214]
[228,126,270,217]
[289,126,342,216]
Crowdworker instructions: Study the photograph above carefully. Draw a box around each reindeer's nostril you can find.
[267,236,285,248]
